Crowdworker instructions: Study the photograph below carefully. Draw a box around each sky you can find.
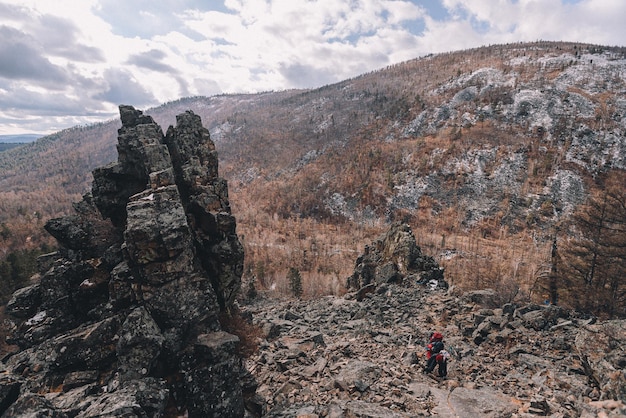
[0,0,625,135]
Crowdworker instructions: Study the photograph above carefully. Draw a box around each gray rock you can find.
[302,357,328,378]
[124,186,195,283]
[0,374,21,416]
[343,400,407,417]
[164,110,243,310]
[472,319,493,345]
[462,289,498,307]
[116,307,164,381]
[522,310,547,330]
[108,261,136,309]
[44,215,91,252]
[2,394,65,418]
[76,378,169,418]
[6,284,41,319]
[62,370,99,392]
[347,223,445,291]
[448,387,518,417]
[180,331,244,418]
[3,106,249,416]
[334,360,381,392]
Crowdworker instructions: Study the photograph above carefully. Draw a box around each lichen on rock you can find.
[2,105,250,417]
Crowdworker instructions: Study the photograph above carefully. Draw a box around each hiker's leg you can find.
[438,360,447,377]
[425,356,436,372]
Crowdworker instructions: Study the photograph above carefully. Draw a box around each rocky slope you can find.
[1,106,250,417]
[243,225,626,417]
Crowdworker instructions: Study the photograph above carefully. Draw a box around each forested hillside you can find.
[0,144,25,152]
[1,41,625,316]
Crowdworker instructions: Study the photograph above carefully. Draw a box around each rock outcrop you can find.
[346,223,445,295]
[2,106,249,417]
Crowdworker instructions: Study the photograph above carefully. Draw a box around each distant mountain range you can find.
[0,134,42,152]
[1,40,625,303]
[0,134,42,143]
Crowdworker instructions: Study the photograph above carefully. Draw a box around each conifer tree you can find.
[288,267,303,299]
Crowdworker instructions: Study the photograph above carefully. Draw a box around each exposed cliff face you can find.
[366,50,624,235]
[2,106,248,417]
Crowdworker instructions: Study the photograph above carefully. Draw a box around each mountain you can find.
[0,134,41,144]
[0,41,625,313]
[0,135,41,153]
[0,144,23,153]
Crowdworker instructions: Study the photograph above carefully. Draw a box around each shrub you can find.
[241,278,258,303]
[219,308,263,358]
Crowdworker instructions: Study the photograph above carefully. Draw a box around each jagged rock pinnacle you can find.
[2,105,248,417]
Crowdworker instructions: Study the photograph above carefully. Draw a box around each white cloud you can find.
[180,0,426,92]
[438,0,626,45]
[0,0,624,135]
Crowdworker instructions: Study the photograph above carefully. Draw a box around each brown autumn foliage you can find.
[555,170,626,317]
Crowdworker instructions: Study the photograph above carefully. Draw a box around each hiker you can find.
[424,332,449,378]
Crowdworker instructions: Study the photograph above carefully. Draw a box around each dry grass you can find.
[234,202,380,299]
[421,230,551,303]
[219,307,264,358]
[234,188,552,306]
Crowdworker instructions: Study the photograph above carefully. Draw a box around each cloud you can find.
[93,0,184,38]
[0,26,69,85]
[0,0,625,135]
[29,14,105,62]
[94,68,156,106]
[436,0,626,46]
[93,0,221,39]
[126,49,192,97]
[127,49,179,73]
[0,3,105,63]
[0,87,104,115]
[181,0,427,91]
[0,2,28,20]
[0,78,114,134]
[278,63,337,89]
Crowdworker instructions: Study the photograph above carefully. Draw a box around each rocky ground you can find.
[242,284,626,417]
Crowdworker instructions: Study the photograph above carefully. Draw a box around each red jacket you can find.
[425,332,444,359]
